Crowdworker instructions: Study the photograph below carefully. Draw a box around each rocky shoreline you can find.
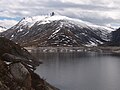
[0,37,59,90]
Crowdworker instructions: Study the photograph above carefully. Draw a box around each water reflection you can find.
[33,52,120,90]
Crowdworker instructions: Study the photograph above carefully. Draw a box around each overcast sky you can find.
[0,0,120,28]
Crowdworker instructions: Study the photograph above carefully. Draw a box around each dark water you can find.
[34,52,120,90]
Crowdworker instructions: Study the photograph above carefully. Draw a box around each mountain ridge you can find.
[1,14,114,47]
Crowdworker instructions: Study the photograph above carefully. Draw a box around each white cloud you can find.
[103,11,120,19]
[0,19,18,28]
[0,0,120,28]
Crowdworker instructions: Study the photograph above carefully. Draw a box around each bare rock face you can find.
[0,59,7,75]
[9,62,31,89]
[0,81,9,90]
[0,60,10,90]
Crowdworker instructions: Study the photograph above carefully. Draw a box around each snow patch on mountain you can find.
[0,26,7,33]
[13,14,114,33]
[15,15,90,29]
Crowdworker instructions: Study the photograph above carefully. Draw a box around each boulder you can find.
[0,37,41,69]
[9,62,32,89]
[2,53,39,70]
[2,53,20,62]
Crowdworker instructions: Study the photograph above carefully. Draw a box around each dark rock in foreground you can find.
[0,37,59,90]
[0,37,41,67]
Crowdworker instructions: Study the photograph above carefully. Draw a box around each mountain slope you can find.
[110,27,120,46]
[1,15,114,47]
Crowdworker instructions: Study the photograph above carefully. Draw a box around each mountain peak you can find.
[50,12,55,16]
[14,14,114,33]
[15,14,92,30]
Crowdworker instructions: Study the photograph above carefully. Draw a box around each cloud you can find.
[42,0,118,11]
[0,0,120,28]
[0,19,18,29]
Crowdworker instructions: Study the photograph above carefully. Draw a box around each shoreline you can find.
[25,46,120,54]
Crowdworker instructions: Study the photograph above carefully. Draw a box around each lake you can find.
[33,52,120,90]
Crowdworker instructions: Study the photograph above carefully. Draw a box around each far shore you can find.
[24,46,120,54]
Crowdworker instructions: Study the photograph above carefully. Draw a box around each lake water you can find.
[33,52,120,90]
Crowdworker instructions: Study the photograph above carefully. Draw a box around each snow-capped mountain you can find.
[1,14,114,47]
[0,26,7,33]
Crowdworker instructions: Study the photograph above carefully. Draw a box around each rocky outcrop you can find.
[2,53,38,70]
[9,62,32,89]
[0,37,59,90]
[0,37,41,66]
